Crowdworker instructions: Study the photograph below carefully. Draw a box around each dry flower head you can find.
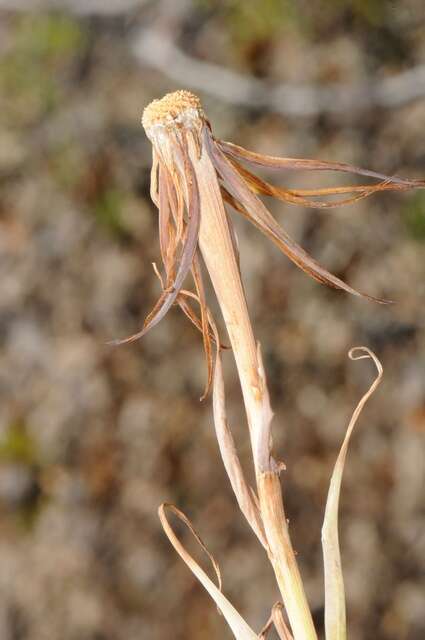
[116,90,423,399]
[116,90,424,640]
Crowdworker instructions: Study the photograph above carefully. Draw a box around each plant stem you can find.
[189,135,318,640]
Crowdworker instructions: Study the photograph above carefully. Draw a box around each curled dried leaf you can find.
[259,603,294,640]
[271,603,294,640]
[158,503,259,640]
[322,347,383,640]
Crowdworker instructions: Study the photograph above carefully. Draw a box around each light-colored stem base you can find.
[259,473,317,640]
[190,133,317,640]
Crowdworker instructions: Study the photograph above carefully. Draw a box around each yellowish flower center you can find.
[142,90,203,130]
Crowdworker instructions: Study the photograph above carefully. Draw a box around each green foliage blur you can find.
[0,422,37,465]
[1,14,85,123]
[405,192,425,241]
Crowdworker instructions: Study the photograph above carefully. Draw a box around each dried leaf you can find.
[111,154,201,345]
[178,292,210,338]
[192,251,214,400]
[230,159,397,209]
[158,503,259,640]
[158,165,178,279]
[278,183,407,197]
[213,346,268,549]
[219,139,425,188]
[321,347,383,640]
[226,207,241,269]
[209,138,391,304]
[178,288,227,348]
[271,603,294,640]
[259,603,294,640]
[166,165,185,245]
[150,149,159,206]
[258,613,274,639]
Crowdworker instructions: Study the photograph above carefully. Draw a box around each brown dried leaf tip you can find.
[114,89,424,396]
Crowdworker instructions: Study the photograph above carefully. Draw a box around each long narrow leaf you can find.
[208,136,391,304]
[321,347,383,640]
[192,251,214,400]
[111,153,201,345]
[150,149,159,206]
[230,159,397,209]
[213,347,268,549]
[158,503,259,640]
[158,165,177,279]
[218,139,424,188]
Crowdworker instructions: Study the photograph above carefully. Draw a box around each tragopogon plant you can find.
[117,91,423,640]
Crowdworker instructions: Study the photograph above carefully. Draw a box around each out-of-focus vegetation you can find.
[0,14,86,123]
[0,421,37,465]
[197,0,299,42]
[405,193,425,241]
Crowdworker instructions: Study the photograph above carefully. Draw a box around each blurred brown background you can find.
[0,1,424,639]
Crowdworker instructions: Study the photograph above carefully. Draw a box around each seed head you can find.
[142,90,204,135]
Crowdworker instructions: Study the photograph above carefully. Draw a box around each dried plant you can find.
[117,90,423,639]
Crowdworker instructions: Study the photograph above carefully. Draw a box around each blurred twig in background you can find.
[0,0,150,15]
[132,27,425,117]
[2,0,425,117]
